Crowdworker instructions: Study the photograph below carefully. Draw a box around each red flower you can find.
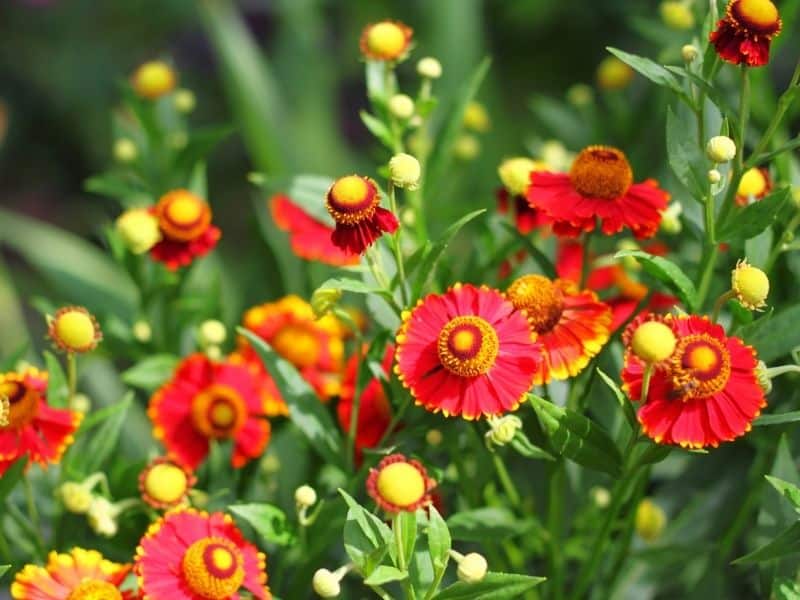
[270,194,359,267]
[135,509,270,600]
[0,368,81,476]
[325,175,399,255]
[622,315,766,448]
[497,187,551,235]
[395,283,542,419]
[527,146,669,239]
[366,454,436,513]
[148,354,271,470]
[710,0,781,67]
[150,189,221,270]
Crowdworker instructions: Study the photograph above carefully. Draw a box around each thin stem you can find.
[24,476,41,536]
[696,245,720,309]
[580,233,592,288]
[764,211,800,272]
[345,332,364,472]
[547,462,565,600]
[393,514,416,600]
[67,353,77,400]
[748,59,800,164]
[765,365,800,378]
[387,183,409,306]
[640,365,653,404]
[711,290,735,323]
[492,453,521,508]
[0,525,11,562]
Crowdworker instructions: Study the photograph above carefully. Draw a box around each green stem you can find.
[387,183,409,306]
[711,290,735,323]
[765,365,800,378]
[696,245,720,309]
[547,462,565,600]
[24,477,41,536]
[67,353,77,401]
[492,453,521,508]
[393,514,416,600]
[0,525,11,562]
[747,59,800,165]
[345,331,364,472]
[6,500,45,561]
[764,211,800,272]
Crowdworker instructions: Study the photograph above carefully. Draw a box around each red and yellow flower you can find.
[735,167,772,206]
[0,368,81,476]
[135,509,270,600]
[150,189,221,270]
[325,175,399,256]
[622,314,766,448]
[47,306,102,354]
[228,352,288,418]
[139,456,196,510]
[395,283,541,419]
[366,454,435,513]
[148,354,271,470]
[710,0,782,67]
[506,274,612,385]
[527,145,669,239]
[12,547,133,599]
[359,21,413,62]
[496,157,551,235]
[270,194,359,267]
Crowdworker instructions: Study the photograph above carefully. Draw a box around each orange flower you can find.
[359,21,413,61]
[710,0,781,67]
[366,454,436,513]
[150,189,221,270]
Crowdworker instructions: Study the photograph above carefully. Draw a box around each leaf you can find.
[0,565,9,580]
[774,577,800,600]
[229,503,296,546]
[239,329,344,468]
[716,188,790,243]
[363,565,408,586]
[121,354,179,392]
[529,394,623,477]
[84,172,150,206]
[432,572,546,599]
[394,510,418,569]
[665,105,708,202]
[360,111,395,150]
[318,277,394,305]
[756,412,800,427]
[766,476,800,514]
[607,47,685,95]
[0,458,27,503]
[528,96,587,149]
[499,223,557,279]
[597,368,638,429]
[510,432,555,461]
[733,521,800,564]
[447,508,532,542]
[740,305,800,363]
[78,393,133,474]
[44,351,69,409]
[76,396,132,432]
[427,505,451,572]
[339,489,392,574]
[173,124,235,182]
[614,249,698,311]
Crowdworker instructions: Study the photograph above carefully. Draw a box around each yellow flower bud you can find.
[116,208,162,255]
[630,321,677,363]
[174,89,196,113]
[388,94,415,120]
[591,486,611,508]
[58,482,94,514]
[69,393,91,413]
[456,552,488,584]
[732,259,769,310]
[682,44,699,63]
[132,320,152,343]
[311,287,343,319]
[87,497,118,537]
[198,319,226,347]
[660,202,683,235]
[597,57,634,90]
[486,415,523,447]
[261,453,281,474]
[635,498,666,542]
[131,60,176,100]
[48,306,102,354]
[567,84,594,107]
[738,167,768,198]
[706,136,736,163]
[708,169,722,184]
[312,569,341,598]
[454,135,480,161]
[463,101,490,132]
[660,1,695,30]
[389,153,421,190]
[295,485,318,509]
[417,57,442,79]
[498,158,538,197]
[113,138,138,163]
[426,429,443,446]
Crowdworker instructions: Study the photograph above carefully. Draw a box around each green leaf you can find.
[364,565,408,586]
[432,572,546,599]
[596,368,638,429]
[499,223,557,279]
[614,249,698,311]
[84,172,150,207]
[716,188,790,243]
[529,394,623,477]
[773,577,800,600]
[121,354,179,392]
[607,47,685,96]
[447,508,533,542]
[44,351,69,409]
[77,393,133,474]
[740,305,800,363]
[394,510,418,569]
[424,57,491,197]
[239,328,344,468]
[76,396,132,432]
[733,522,800,564]
[427,505,451,572]
[318,277,395,306]
[360,111,395,150]
[756,412,800,426]
[510,432,555,461]
[0,565,9,580]
[766,476,800,514]
[665,105,708,202]
[339,489,392,574]
[0,208,139,319]
[0,458,27,503]
[229,503,296,546]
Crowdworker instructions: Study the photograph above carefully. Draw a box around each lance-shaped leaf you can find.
[229,503,296,546]
[339,489,392,575]
[432,572,546,599]
[717,188,790,243]
[733,522,800,564]
[614,249,697,311]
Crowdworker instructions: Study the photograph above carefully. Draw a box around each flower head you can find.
[732,259,769,310]
[388,94,415,120]
[527,145,669,239]
[325,175,399,256]
[417,57,442,79]
[661,1,695,29]
[294,485,318,509]
[48,306,102,354]
[710,0,782,66]
[11,548,133,599]
[682,44,700,62]
[456,552,488,584]
[736,167,772,206]
[360,21,413,61]
[132,60,177,99]
[622,314,766,448]
[312,569,342,598]
[389,153,421,190]
[366,453,435,513]
[596,57,634,90]
[150,189,221,270]
[117,208,162,254]
[706,136,737,163]
[148,354,271,469]
[139,456,196,509]
[635,498,667,542]
[135,509,271,600]
[395,283,541,419]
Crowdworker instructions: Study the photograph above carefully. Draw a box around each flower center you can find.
[0,376,40,429]
[54,310,97,352]
[737,167,768,198]
[736,0,780,29]
[569,146,633,200]
[366,22,407,58]
[182,537,245,600]
[144,463,189,505]
[271,324,322,369]
[507,275,564,334]
[191,384,247,439]
[437,316,499,377]
[670,335,731,399]
[157,190,211,242]
[326,176,378,225]
[376,462,426,508]
[66,579,122,600]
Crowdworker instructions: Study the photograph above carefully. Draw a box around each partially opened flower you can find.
[360,20,413,62]
[527,145,669,239]
[270,194,359,267]
[622,314,766,448]
[150,189,221,270]
[735,167,772,206]
[11,548,134,599]
[710,0,782,67]
[366,454,435,513]
[506,274,611,385]
[148,354,271,469]
[395,283,541,419]
[139,456,196,510]
[0,368,81,476]
[135,509,270,600]
[47,306,102,354]
[325,175,399,256]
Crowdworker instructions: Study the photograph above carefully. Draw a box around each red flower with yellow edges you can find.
[150,189,221,270]
[11,547,134,599]
[395,283,541,419]
[325,175,399,256]
[366,454,435,513]
[228,352,288,418]
[0,368,81,476]
[135,509,271,600]
[148,354,271,470]
[710,0,782,67]
[506,274,612,385]
[359,21,413,62]
[622,314,766,448]
[270,194,359,267]
[527,145,669,239]
[337,345,394,455]
[139,456,196,510]
[735,166,773,206]
[238,295,347,401]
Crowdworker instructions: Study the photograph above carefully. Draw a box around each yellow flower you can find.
[360,21,413,61]
[597,57,634,90]
[660,1,695,30]
[48,306,102,354]
[113,138,138,163]
[463,101,490,132]
[131,60,177,99]
[738,167,768,198]
[454,135,480,161]
[498,158,541,196]
[630,321,677,363]
[731,259,769,310]
[635,498,666,542]
[198,319,227,347]
[116,208,162,255]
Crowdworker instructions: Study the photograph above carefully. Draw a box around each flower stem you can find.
[711,290,735,323]
[492,453,521,508]
[393,513,416,600]
[546,461,565,600]
[387,183,409,306]
[345,331,364,472]
[747,59,800,166]
[67,352,77,401]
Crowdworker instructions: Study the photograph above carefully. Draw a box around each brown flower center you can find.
[507,275,564,334]
[191,384,247,439]
[0,375,40,429]
[569,146,633,200]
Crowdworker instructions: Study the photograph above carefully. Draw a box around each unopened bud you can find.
[706,136,736,163]
[417,57,442,79]
[295,485,318,509]
[198,319,226,347]
[708,169,722,184]
[455,552,488,584]
[113,138,138,163]
[681,44,699,63]
[388,94,415,120]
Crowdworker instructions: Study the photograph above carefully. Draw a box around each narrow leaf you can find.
[614,249,697,311]
[230,503,296,546]
[716,188,790,243]
[433,572,546,599]
[121,354,179,392]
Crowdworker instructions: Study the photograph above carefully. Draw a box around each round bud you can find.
[732,260,769,310]
[630,321,677,363]
[389,153,421,190]
[682,44,699,63]
[174,89,196,113]
[388,94,415,120]
[706,136,736,163]
[708,169,722,184]
[454,135,480,161]
[417,57,442,79]
[132,320,152,343]
[312,569,341,598]
[463,102,490,132]
[198,319,226,347]
[635,498,667,542]
[113,138,138,163]
[566,83,594,107]
[660,1,695,30]
[295,485,318,509]
[457,553,488,584]
[69,393,91,414]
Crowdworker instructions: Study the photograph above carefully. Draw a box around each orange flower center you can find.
[66,579,122,600]
[670,335,731,399]
[569,146,633,200]
[437,316,499,377]
[507,274,564,334]
[376,462,426,508]
[735,0,780,29]
[326,176,378,225]
[271,324,322,369]
[0,376,40,429]
[191,384,247,439]
[365,22,408,59]
[182,537,245,599]
[156,190,212,242]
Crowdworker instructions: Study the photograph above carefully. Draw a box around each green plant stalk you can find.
[717,67,752,227]
[67,353,77,401]
[547,461,566,600]
[393,513,416,600]
[6,500,45,561]
[345,330,364,472]
[387,183,410,306]
[764,211,800,272]
[747,59,800,165]
[492,453,521,508]
[696,177,720,308]
[580,232,593,288]
[710,290,735,323]
[0,525,11,562]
